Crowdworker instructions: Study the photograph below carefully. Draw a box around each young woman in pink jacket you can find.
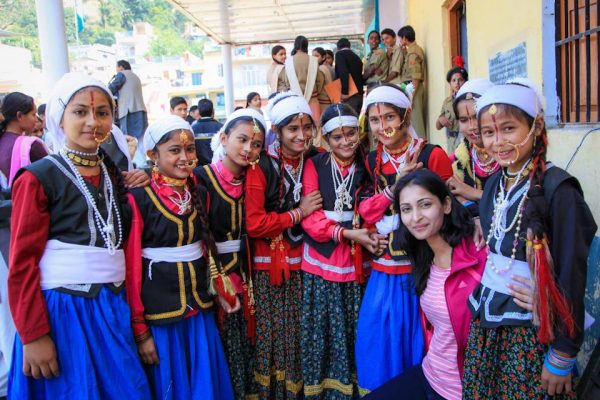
[365,169,532,400]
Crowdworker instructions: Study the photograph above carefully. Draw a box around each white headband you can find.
[476,81,543,118]
[143,115,193,152]
[455,78,494,102]
[266,91,313,126]
[45,72,114,152]
[364,85,412,111]
[223,108,267,133]
[322,116,359,135]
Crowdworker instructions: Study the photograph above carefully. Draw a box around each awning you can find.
[168,0,374,45]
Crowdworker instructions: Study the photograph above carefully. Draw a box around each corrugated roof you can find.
[168,0,374,45]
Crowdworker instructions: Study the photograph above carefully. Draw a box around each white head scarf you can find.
[266,91,313,126]
[454,78,494,102]
[321,104,359,135]
[110,124,133,171]
[211,108,267,163]
[143,115,193,153]
[476,78,544,119]
[364,85,418,139]
[45,72,114,152]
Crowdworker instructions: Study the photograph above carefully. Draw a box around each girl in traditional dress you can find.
[126,115,234,400]
[445,79,499,217]
[355,84,453,395]
[300,103,383,399]
[8,73,151,399]
[462,80,597,398]
[195,108,266,399]
[245,92,323,399]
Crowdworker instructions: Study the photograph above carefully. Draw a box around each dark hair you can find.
[234,106,244,111]
[116,60,131,70]
[0,92,35,135]
[325,49,334,59]
[452,91,480,117]
[367,30,381,41]
[312,47,326,57]
[337,38,351,50]
[292,36,308,55]
[197,98,214,117]
[446,67,468,83]
[394,169,474,295]
[398,25,415,42]
[381,28,396,38]
[170,96,187,110]
[37,103,46,116]
[189,105,198,113]
[271,45,285,64]
[246,92,260,107]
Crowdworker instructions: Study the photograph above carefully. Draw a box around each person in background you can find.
[193,98,223,166]
[187,105,200,125]
[381,29,404,86]
[324,50,336,80]
[436,64,468,154]
[334,38,364,115]
[108,60,148,164]
[36,103,47,133]
[398,26,426,139]
[312,47,334,83]
[170,97,189,121]
[246,92,263,114]
[31,117,44,139]
[363,31,389,92]
[267,45,287,95]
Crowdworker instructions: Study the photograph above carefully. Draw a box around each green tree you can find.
[148,29,187,57]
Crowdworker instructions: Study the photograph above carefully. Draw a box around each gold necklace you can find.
[384,140,410,155]
[332,154,355,168]
[65,151,100,167]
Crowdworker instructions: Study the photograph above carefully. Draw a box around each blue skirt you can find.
[146,311,234,400]
[8,287,151,400]
[355,271,424,395]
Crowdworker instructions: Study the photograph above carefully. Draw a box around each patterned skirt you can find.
[219,294,257,400]
[253,270,303,400]
[301,272,363,400]
[462,318,575,399]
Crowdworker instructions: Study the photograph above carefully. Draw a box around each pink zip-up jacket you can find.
[420,236,487,377]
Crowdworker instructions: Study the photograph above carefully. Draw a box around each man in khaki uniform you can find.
[399,25,426,139]
[363,31,388,92]
[381,28,404,86]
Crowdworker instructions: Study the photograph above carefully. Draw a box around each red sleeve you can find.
[245,163,293,238]
[301,159,336,242]
[8,171,51,344]
[428,146,453,181]
[359,192,393,225]
[124,193,150,343]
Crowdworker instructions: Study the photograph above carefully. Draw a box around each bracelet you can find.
[544,354,573,376]
[544,347,576,376]
[383,186,394,201]
[462,200,475,207]
[288,208,303,225]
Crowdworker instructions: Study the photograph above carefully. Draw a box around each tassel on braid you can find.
[373,141,384,192]
[524,129,575,344]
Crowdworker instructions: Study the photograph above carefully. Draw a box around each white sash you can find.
[142,241,204,263]
[216,240,241,254]
[375,214,400,235]
[285,55,319,102]
[324,210,354,223]
[39,240,126,290]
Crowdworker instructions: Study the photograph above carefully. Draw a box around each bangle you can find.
[544,354,573,376]
[463,200,475,207]
[338,227,346,244]
[383,186,394,201]
[544,347,576,376]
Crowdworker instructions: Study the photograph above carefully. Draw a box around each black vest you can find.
[195,165,247,276]
[366,144,439,261]
[23,154,130,248]
[303,152,368,258]
[130,185,213,325]
[256,146,320,248]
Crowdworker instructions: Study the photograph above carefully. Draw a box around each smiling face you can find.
[381,33,395,49]
[399,183,451,241]
[60,87,113,152]
[367,103,410,150]
[326,125,359,162]
[479,105,539,171]
[324,53,334,66]
[449,72,466,95]
[368,32,381,50]
[456,99,483,147]
[221,120,265,168]
[274,48,287,64]
[277,114,313,157]
[149,129,196,180]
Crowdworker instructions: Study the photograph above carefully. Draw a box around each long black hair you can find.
[394,169,474,295]
[291,35,308,55]
[0,92,35,137]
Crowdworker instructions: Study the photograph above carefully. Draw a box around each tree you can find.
[148,29,187,58]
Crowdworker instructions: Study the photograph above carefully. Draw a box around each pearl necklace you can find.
[471,146,497,176]
[167,187,192,215]
[485,161,531,274]
[284,156,304,203]
[331,154,356,217]
[60,149,122,254]
[64,146,99,157]
[383,140,415,176]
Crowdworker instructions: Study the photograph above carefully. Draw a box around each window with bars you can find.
[555,0,599,123]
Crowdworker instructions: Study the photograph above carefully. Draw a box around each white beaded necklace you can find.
[60,149,122,254]
[284,156,304,203]
[167,187,192,215]
[331,155,356,217]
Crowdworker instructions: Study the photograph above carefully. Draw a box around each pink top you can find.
[300,158,361,282]
[421,264,462,400]
[211,160,244,199]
